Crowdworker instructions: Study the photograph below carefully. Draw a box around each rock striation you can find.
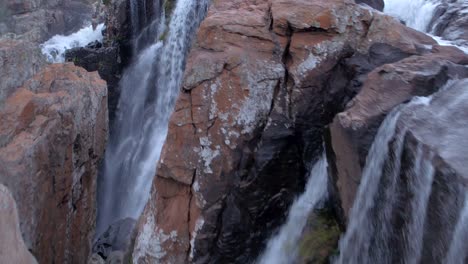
[131,0,468,262]
[0,63,108,263]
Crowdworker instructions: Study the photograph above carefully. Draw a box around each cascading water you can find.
[334,80,468,263]
[384,0,439,32]
[257,154,329,264]
[445,195,468,264]
[96,0,209,235]
[40,23,105,63]
[384,0,468,53]
[333,96,432,264]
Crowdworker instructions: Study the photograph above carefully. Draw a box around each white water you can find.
[257,154,328,264]
[40,23,105,63]
[445,195,468,264]
[384,0,468,53]
[96,0,209,235]
[334,96,435,264]
[384,0,439,32]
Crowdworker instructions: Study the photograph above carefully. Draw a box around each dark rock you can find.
[65,45,121,123]
[93,218,137,260]
[355,0,384,11]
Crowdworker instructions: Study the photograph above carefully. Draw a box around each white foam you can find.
[40,23,105,63]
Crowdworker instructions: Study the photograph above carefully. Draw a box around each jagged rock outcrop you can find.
[329,46,468,219]
[1,0,100,43]
[131,0,461,262]
[0,63,108,263]
[0,37,45,104]
[0,184,37,264]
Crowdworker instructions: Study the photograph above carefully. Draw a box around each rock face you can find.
[0,37,45,104]
[131,0,456,262]
[1,0,99,43]
[0,184,37,264]
[0,63,108,263]
[329,46,468,219]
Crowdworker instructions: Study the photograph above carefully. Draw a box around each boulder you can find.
[0,63,108,263]
[0,184,37,264]
[132,0,445,262]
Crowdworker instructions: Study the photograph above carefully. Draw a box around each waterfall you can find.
[384,0,468,53]
[334,97,436,264]
[257,154,329,264]
[445,195,468,264]
[384,0,439,32]
[96,0,209,235]
[40,23,105,63]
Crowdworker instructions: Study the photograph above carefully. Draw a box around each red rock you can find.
[0,63,108,263]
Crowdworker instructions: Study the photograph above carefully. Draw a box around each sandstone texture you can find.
[0,63,108,263]
[131,0,466,262]
[0,184,37,264]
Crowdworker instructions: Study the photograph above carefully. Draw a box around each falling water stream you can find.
[257,154,329,264]
[96,0,209,235]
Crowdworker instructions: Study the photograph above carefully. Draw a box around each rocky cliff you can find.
[131,0,468,263]
[0,63,108,263]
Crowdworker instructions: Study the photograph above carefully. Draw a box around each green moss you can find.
[298,209,342,264]
[102,0,111,6]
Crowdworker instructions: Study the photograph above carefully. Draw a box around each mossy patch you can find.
[298,208,342,264]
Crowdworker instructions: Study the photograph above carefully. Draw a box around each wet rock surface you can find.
[0,63,108,263]
[131,0,462,262]
[93,218,137,260]
[329,46,468,219]
[429,0,468,46]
